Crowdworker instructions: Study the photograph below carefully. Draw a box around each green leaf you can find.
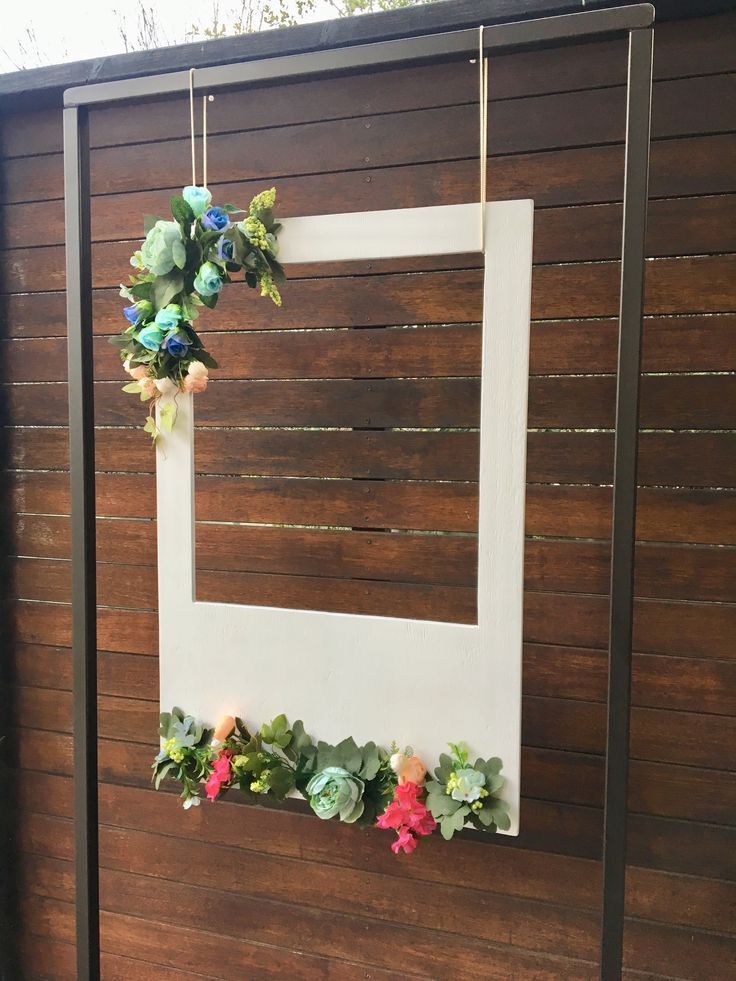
[266,256,286,286]
[159,401,177,433]
[195,350,218,369]
[143,416,158,442]
[425,782,461,818]
[492,809,511,831]
[122,382,141,394]
[359,742,381,781]
[476,805,495,827]
[199,292,218,310]
[170,196,195,227]
[108,335,130,349]
[485,773,504,794]
[172,239,187,270]
[153,270,184,310]
[129,282,153,301]
[154,759,177,789]
[439,805,469,840]
[335,737,361,774]
[268,765,295,801]
[221,203,245,214]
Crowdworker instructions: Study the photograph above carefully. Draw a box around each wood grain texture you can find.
[3,13,736,979]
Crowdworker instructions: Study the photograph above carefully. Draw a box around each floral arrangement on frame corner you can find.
[112,185,284,441]
[154,708,511,854]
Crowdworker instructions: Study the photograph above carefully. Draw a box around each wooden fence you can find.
[1,3,735,977]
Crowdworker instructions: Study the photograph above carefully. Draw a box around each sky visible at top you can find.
[0,0,334,74]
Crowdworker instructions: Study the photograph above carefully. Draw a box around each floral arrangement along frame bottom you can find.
[155,708,511,854]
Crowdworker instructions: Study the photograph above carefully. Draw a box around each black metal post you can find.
[600,26,654,981]
[63,104,100,981]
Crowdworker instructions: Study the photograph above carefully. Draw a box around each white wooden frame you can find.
[157,200,533,834]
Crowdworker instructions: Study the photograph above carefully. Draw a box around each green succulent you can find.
[306,766,365,823]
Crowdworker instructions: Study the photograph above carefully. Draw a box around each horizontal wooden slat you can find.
[523,591,736,659]
[13,725,736,878]
[7,472,736,545]
[6,190,736,266]
[524,644,736,716]
[15,684,735,799]
[4,372,735,430]
[531,313,736,375]
[3,73,734,207]
[15,768,736,938]
[9,584,735,660]
[7,426,735,489]
[3,131,735,255]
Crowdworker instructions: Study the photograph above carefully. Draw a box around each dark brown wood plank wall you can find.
[1,11,735,978]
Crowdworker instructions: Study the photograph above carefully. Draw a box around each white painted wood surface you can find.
[157,200,533,834]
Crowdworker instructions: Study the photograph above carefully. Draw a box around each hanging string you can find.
[478,26,489,253]
[189,68,197,187]
[202,95,209,190]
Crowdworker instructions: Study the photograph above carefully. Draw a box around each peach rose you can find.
[212,715,236,744]
[397,755,427,786]
[187,360,208,380]
[183,361,208,394]
[123,358,148,381]
[138,376,157,398]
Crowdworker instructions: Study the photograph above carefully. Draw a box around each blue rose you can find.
[202,206,229,232]
[194,261,223,297]
[163,332,191,358]
[123,304,140,324]
[218,237,234,262]
[137,324,165,351]
[182,185,212,218]
[154,304,183,331]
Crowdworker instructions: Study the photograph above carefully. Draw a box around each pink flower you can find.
[205,749,233,801]
[377,780,437,855]
[212,753,232,782]
[204,773,222,801]
[391,828,418,855]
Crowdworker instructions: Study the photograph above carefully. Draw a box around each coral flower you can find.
[377,780,437,855]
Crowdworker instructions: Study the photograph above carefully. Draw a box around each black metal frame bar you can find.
[63,6,654,979]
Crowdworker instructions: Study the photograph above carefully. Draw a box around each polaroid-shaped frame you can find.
[156,200,533,834]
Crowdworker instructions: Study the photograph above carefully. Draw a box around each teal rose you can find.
[448,767,486,803]
[194,261,223,297]
[306,767,365,823]
[140,220,185,276]
[183,185,212,217]
[137,324,165,351]
[154,304,183,330]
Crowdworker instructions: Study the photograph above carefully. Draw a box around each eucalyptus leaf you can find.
[153,270,184,310]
